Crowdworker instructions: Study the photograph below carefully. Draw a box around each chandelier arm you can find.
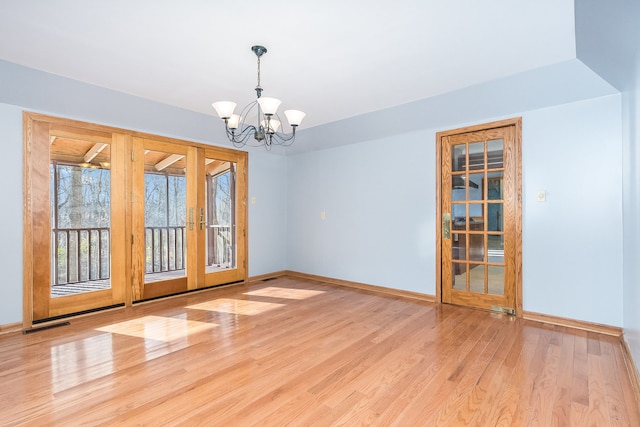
[268,128,297,146]
[226,124,257,147]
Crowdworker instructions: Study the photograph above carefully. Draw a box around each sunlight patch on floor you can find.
[186,298,284,315]
[244,286,326,300]
[96,315,217,342]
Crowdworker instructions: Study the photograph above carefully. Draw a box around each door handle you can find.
[443,213,451,239]
[200,208,206,230]
[189,208,194,230]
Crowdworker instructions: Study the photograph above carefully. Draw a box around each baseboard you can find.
[283,271,436,303]
[522,311,622,337]
[620,335,640,405]
[247,270,288,284]
[0,322,23,336]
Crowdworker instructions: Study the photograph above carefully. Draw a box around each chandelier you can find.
[212,45,306,149]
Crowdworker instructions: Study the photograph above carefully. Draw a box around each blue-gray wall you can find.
[286,93,623,327]
[575,0,640,383]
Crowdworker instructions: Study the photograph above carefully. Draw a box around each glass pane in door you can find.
[488,234,504,263]
[452,144,466,172]
[469,264,485,293]
[50,139,111,297]
[487,139,504,169]
[487,172,503,200]
[453,262,466,290]
[205,158,236,273]
[452,233,466,261]
[488,203,503,232]
[488,266,505,295]
[144,150,187,283]
[468,173,484,201]
[468,141,484,170]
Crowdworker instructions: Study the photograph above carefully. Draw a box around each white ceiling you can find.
[0,0,576,129]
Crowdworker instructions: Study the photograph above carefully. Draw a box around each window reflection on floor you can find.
[244,286,325,300]
[186,299,284,316]
[96,315,216,342]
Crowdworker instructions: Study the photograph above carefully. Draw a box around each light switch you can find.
[536,190,546,202]
[251,196,256,205]
[320,211,326,220]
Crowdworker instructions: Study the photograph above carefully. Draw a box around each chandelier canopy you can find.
[212,45,305,149]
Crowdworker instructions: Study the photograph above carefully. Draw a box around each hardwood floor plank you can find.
[587,351,609,425]
[0,277,638,426]
[572,330,591,407]
[550,327,575,426]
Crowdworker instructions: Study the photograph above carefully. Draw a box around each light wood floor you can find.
[1,277,638,426]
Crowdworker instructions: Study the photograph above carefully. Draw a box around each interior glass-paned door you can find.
[442,125,516,313]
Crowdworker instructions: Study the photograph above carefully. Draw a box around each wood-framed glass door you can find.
[131,138,193,301]
[26,119,127,322]
[437,118,522,314]
[197,147,247,287]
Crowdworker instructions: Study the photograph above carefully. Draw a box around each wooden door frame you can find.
[23,112,248,329]
[435,117,523,316]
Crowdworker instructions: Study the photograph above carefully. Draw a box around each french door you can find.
[130,140,247,301]
[24,113,247,325]
[131,138,192,300]
[437,118,522,314]
[26,120,127,322]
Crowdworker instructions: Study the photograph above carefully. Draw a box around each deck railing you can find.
[52,227,110,285]
[145,226,186,274]
[52,225,233,286]
[208,225,233,268]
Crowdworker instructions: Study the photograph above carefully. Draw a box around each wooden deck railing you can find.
[52,227,110,285]
[145,226,187,274]
[52,225,233,287]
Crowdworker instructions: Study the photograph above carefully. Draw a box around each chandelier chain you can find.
[256,55,262,94]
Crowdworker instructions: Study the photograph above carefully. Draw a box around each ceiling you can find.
[0,1,577,130]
